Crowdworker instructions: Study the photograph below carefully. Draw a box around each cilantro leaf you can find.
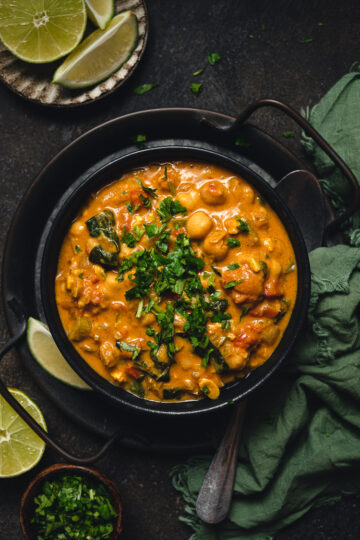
[157,196,187,222]
[208,52,221,65]
[134,83,158,95]
[189,83,203,95]
[136,178,158,198]
[226,238,241,248]
[236,217,250,232]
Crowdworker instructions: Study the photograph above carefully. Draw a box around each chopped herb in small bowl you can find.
[20,464,122,540]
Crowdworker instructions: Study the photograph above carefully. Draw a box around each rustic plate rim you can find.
[0,0,149,108]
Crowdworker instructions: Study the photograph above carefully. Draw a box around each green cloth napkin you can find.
[171,68,360,540]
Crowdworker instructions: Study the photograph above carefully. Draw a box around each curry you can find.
[55,161,297,401]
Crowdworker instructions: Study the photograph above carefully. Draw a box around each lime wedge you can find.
[0,388,47,478]
[0,0,87,64]
[53,10,138,89]
[27,318,91,391]
[86,0,114,30]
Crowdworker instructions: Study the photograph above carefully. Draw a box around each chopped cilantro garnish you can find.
[249,33,254,38]
[190,83,203,95]
[236,218,249,232]
[211,265,222,276]
[75,245,82,253]
[78,273,83,279]
[208,52,221,65]
[301,38,313,43]
[203,385,210,394]
[282,131,295,138]
[235,135,251,148]
[168,181,176,196]
[223,279,244,289]
[157,196,187,222]
[132,134,147,149]
[31,474,117,539]
[134,83,158,95]
[136,299,144,318]
[240,306,250,321]
[136,178,158,198]
[116,340,139,360]
[121,228,136,248]
[227,263,240,270]
[226,238,241,248]
[260,261,268,275]
[139,193,152,207]
[146,328,155,337]
[193,68,205,76]
[134,225,144,242]
[145,223,160,238]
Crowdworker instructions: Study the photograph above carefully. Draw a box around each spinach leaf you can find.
[89,246,118,268]
[86,209,120,252]
[129,379,145,397]
[162,388,184,400]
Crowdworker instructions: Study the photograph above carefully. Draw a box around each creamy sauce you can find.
[55,161,297,401]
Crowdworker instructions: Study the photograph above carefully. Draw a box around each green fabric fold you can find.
[171,69,360,539]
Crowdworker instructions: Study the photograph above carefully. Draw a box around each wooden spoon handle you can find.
[195,400,247,524]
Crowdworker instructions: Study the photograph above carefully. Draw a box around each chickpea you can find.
[86,237,98,254]
[202,230,229,261]
[103,272,121,298]
[199,379,220,399]
[229,178,243,201]
[200,181,227,205]
[99,341,120,368]
[251,207,269,228]
[141,312,156,326]
[241,185,255,203]
[186,211,213,240]
[70,220,85,236]
[225,216,240,234]
[176,190,201,210]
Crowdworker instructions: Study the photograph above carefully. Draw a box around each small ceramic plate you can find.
[0,0,148,107]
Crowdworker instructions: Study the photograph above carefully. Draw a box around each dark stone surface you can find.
[0,1,359,538]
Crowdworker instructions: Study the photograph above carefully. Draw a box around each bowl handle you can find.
[202,98,360,239]
[0,299,138,464]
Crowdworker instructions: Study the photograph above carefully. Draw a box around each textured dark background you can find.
[1,1,360,539]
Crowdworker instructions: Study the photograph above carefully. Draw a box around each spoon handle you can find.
[195,400,247,524]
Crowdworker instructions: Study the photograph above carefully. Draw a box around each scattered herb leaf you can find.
[226,238,241,248]
[190,82,203,95]
[208,52,221,65]
[134,83,158,95]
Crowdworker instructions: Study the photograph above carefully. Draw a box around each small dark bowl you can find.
[20,464,123,539]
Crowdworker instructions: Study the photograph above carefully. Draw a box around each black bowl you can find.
[40,145,310,418]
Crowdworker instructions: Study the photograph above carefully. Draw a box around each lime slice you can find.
[0,0,87,64]
[53,10,138,89]
[0,388,47,478]
[27,318,91,391]
[86,0,114,30]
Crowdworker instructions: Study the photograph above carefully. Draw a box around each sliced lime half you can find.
[0,0,87,64]
[53,10,138,89]
[86,0,114,30]
[0,388,47,478]
[27,317,91,391]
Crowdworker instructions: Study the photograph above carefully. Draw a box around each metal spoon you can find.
[195,400,247,524]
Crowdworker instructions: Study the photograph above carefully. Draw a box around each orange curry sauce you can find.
[55,162,297,401]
